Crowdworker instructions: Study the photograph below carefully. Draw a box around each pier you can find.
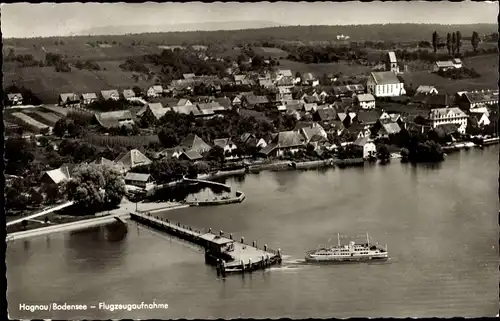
[130,212,282,276]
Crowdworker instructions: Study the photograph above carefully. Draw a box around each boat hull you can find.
[304,255,389,263]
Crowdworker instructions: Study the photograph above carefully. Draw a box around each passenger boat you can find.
[305,233,388,263]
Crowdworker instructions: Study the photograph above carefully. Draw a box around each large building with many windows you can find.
[428,107,468,134]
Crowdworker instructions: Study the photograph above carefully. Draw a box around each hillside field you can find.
[3,61,157,103]
[401,54,498,94]
[278,59,373,77]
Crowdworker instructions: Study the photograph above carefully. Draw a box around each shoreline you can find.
[6,202,189,241]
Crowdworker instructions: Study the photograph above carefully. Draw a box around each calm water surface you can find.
[7,147,499,319]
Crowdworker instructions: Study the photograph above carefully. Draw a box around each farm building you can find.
[415,86,438,95]
[94,110,135,129]
[432,59,462,72]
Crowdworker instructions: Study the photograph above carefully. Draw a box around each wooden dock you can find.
[130,212,282,276]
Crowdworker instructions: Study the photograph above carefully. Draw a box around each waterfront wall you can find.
[6,213,130,242]
[182,177,245,206]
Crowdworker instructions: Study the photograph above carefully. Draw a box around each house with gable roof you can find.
[41,164,75,187]
[115,149,152,170]
[122,89,136,101]
[124,172,155,189]
[100,89,120,101]
[260,130,305,158]
[354,93,375,109]
[7,93,23,106]
[353,137,377,159]
[136,102,172,122]
[80,93,98,105]
[59,93,80,107]
[179,133,212,154]
[147,85,164,98]
[457,89,498,112]
[213,138,238,159]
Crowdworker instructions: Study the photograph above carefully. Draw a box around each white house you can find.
[428,107,468,134]
[433,59,462,73]
[147,85,164,98]
[353,137,376,159]
[213,138,238,159]
[471,112,490,127]
[366,72,406,97]
[355,93,376,109]
[7,93,23,106]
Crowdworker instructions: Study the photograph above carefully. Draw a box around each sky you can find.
[2,1,498,38]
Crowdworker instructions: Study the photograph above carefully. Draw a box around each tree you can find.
[471,31,480,52]
[63,164,126,212]
[206,145,225,167]
[446,33,452,55]
[456,31,462,54]
[29,188,44,206]
[451,32,457,55]
[432,31,439,54]
[53,118,68,137]
[377,144,391,163]
[158,127,180,148]
[67,121,83,137]
[5,137,35,175]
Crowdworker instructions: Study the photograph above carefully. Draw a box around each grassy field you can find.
[3,61,157,103]
[278,59,373,77]
[401,54,498,94]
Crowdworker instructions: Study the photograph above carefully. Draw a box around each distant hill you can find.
[79,21,286,36]
[4,23,497,48]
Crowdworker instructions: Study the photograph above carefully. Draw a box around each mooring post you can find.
[241,260,245,273]
[248,258,252,271]
[241,237,244,244]
[264,244,267,252]
[220,230,224,237]
[252,241,256,247]
[229,233,233,240]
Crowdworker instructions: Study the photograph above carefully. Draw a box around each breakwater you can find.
[181,177,246,206]
[130,212,282,276]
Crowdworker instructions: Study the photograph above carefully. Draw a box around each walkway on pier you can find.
[131,212,280,269]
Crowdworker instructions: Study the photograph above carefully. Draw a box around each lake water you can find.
[7,147,499,319]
